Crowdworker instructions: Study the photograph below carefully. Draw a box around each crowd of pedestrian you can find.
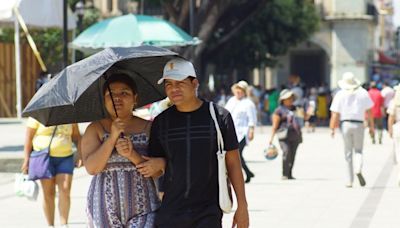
[22,57,400,228]
[213,70,399,188]
[214,74,332,130]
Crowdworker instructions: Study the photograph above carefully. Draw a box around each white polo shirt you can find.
[387,100,400,122]
[330,87,373,121]
[381,86,395,108]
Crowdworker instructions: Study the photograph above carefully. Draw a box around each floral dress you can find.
[86,132,160,228]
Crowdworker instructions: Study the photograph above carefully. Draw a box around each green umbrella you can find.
[71,14,200,52]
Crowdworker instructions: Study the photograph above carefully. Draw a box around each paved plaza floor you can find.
[0,120,399,227]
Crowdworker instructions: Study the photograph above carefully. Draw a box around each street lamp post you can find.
[63,0,68,68]
[75,1,84,33]
[75,1,85,61]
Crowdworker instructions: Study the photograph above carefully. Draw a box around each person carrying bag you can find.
[28,126,57,180]
[21,117,82,227]
[268,89,302,180]
[210,102,233,213]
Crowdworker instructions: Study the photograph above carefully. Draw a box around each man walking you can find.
[329,72,374,187]
[225,80,257,183]
[381,81,395,130]
[148,58,249,227]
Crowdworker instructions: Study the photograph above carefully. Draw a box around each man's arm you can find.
[388,114,395,138]
[329,111,340,137]
[247,102,257,141]
[226,149,249,228]
[137,117,166,178]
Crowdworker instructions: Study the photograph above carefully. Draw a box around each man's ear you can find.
[193,79,200,90]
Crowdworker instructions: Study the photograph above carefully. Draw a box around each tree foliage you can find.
[160,0,319,76]
[208,0,319,69]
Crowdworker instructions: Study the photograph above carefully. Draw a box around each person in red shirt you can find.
[368,81,384,144]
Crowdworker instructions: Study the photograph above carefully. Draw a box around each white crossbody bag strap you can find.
[210,102,224,154]
[209,101,232,213]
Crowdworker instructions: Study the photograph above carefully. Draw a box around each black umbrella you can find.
[23,46,179,126]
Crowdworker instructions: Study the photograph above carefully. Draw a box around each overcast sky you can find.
[394,0,400,28]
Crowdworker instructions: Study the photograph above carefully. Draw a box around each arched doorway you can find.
[289,40,331,88]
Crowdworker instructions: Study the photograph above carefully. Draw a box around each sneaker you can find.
[356,173,366,187]
[282,176,289,180]
[345,184,353,188]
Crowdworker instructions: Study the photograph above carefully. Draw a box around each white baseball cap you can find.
[157,58,197,84]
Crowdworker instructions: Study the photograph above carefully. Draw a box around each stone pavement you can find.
[0,119,399,227]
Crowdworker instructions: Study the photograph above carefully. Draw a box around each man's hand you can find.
[136,156,166,178]
[248,128,254,141]
[232,205,249,228]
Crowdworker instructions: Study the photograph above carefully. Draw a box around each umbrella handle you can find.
[106,84,125,138]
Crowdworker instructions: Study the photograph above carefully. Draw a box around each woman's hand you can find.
[110,118,125,140]
[136,156,166,178]
[115,136,134,158]
[75,156,83,168]
[21,159,29,174]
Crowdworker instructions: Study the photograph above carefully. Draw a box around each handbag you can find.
[276,127,288,140]
[209,102,233,213]
[28,126,57,181]
[14,173,39,201]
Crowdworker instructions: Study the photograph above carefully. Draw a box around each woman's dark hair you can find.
[103,73,137,95]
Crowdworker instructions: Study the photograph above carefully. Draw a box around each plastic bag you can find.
[14,173,39,201]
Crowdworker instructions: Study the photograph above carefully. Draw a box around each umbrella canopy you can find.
[23,45,179,126]
[71,14,200,53]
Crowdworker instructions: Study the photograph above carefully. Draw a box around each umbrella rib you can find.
[131,70,165,102]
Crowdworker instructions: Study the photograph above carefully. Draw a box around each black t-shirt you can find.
[149,100,238,221]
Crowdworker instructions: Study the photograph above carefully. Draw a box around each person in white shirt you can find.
[381,81,395,129]
[381,82,395,109]
[387,84,400,187]
[329,72,375,188]
[225,80,257,183]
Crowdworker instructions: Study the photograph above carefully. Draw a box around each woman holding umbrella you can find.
[81,74,164,227]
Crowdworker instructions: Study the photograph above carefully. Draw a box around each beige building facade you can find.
[90,0,139,17]
[263,0,394,90]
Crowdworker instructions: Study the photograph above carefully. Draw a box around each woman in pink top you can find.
[368,81,384,144]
